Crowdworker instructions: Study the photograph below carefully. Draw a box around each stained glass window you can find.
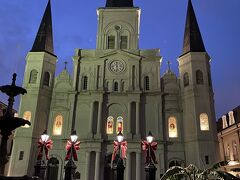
[116,116,123,134]
[200,113,209,131]
[53,115,63,136]
[106,116,114,134]
[23,111,31,128]
[168,117,178,138]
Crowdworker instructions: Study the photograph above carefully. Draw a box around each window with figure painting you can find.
[106,116,114,134]
[200,113,209,131]
[168,116,178,138]
[53,115,63,136]
[116,116,123,134]
[23,111,31,128]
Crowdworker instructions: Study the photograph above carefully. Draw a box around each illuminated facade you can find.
[8,0,219,180]
[217,106,240,176]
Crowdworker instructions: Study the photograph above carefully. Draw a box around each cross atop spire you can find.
[64,61,68,70]
[167,60,172,72]
[31,0,54,54]
[106,0,134,7]
[181,0,206,56]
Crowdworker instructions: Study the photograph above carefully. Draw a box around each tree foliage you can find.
[160,161,239,180]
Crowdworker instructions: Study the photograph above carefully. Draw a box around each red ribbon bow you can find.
[65,140,80,161]
[37,139,53,160]
[142,140,158,164]
[111,140,127,161]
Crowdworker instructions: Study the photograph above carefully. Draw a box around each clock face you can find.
[109,60,124,73]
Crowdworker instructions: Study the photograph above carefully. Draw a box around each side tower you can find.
[178,0,218,168]
[8,1,57,176]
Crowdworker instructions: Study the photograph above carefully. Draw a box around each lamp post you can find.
[64,130,79,180]
[34,130,50,179]
[112,131,126,180]
[144,131,157,180]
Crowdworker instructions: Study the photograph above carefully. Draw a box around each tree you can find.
[160,161,239,180]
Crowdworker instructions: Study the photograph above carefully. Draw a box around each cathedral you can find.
[8,0,219,179]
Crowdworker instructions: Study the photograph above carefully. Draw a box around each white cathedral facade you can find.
[8,0,219,179]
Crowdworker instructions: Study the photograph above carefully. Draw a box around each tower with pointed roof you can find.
[8,0,57,176]
[8,0,219,179]
[178,0,218,167]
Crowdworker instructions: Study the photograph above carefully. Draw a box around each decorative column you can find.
[127,103,131,136]
[136,102,140,136]
[126,152,131,180]
[96,101,103,137]
[136,152,141,180]
[85,152,91,180]
[89,102,94,137]
[95,151,101,180]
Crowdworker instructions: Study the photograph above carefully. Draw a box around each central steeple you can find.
[106,0,134,7]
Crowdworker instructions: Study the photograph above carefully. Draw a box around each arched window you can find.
[43,72,50,86]
[169,160,182,168]
[144,76,150,91]
[47,157,59,180]
[228,111,235,125]
[120,36,128,49]
[168,117,178,138]
[183,72,189,87]
[83,76,88,90]
[53,115,63,136]
[29,69,38,84]
[114,82,118,91]
[116,116,123,134]
[106,116,114,134]
[107,35,115,49]
[200,113,209,131]
[196,70,204,84]
[23,111,31,128]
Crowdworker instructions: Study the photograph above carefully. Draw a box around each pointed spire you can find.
[31,0,54,54]
[106,0,133,7]
[182,0,206,56]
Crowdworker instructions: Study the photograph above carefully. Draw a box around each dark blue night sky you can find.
[0,0,239,118]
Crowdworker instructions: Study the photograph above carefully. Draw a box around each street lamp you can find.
[112,131,127,180]
[143,131,157,180]
[34,130,52,179]
[64,130,80,180]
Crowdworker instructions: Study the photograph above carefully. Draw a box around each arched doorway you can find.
[104,154,114,180]
[46,157,59,180]
[168,159,184,168]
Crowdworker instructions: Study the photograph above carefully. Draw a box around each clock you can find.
[109,60,125,74]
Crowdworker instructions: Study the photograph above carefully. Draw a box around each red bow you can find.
[37,139,53,160]
[65,140,80,161]
[142,140,158,164]
[112,140,127,161]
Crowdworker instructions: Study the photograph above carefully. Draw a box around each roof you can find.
[217,105,240,133]
[181,0,206,56]
[31,0,54,54]
[106,0,134,7]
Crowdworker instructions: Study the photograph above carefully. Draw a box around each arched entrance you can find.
[104,154,115,180]
[46,157,59,180]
